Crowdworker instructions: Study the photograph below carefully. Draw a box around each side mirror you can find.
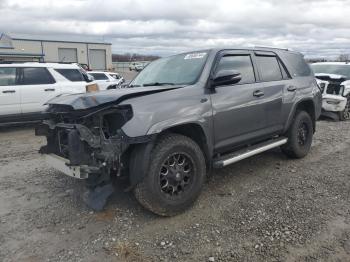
[212,69,242,87]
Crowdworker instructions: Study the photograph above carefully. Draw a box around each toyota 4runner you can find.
[36,48,322,216]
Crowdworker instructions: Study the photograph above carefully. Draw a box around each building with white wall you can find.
[0,33,112,70]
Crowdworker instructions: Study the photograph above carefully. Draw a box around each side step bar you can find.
[213,137,288,168]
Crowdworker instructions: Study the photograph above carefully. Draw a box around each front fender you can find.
[146,115,208,135]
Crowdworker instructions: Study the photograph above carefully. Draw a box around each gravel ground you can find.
[0,120,350,262]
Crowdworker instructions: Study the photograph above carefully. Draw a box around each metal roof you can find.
[6,33,112,45]
[0,33,14,49]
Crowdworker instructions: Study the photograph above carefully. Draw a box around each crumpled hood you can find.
[46,86,180,110]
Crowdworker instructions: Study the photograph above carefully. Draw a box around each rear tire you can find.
[134,134,206,216]
[281,110,313,159]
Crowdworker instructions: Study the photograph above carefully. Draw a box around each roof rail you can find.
[254,46,289,51]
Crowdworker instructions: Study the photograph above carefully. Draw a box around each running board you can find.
[213,137,288,168]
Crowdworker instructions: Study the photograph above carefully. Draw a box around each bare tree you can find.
[338,53,349,62]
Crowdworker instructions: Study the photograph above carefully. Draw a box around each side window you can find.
[0,67,16,86]
[55,69,85,82]
[90,73,108,80]
[216,55,256,84]
[20,67,55,85]
[255,56,283,82]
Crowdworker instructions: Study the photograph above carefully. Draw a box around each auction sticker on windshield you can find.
[184,53,207,60]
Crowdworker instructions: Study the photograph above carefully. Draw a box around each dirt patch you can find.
[0,120,350,261]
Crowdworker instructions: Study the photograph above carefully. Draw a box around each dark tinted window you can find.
[55,69,84,82]
[216,55,255,84]
[21,67,55,85]
[90,73,108,80]
[0,67,16,86]
[280,52,312,77]
[256,56,283,82]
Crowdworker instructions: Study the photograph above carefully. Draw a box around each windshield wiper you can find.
[142,82,175,87]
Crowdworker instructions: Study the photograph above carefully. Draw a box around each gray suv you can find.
[36,47,322,216]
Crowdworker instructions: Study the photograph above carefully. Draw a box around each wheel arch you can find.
[127,122,212,190]
[285,99,316,133]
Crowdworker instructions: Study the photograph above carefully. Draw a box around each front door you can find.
[210,51,267,152]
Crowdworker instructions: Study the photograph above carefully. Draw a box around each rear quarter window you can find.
[280,52,312,77]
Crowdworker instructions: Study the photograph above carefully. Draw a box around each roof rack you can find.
[254,46,289,51]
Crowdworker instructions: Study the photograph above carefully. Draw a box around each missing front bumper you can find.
[45,154,88,179]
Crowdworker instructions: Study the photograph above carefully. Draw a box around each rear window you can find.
[255,56,283,82]
[55,69,85,82]
[20,67,55,85]
[0,67,16,86]
[280,52,312,77]
[90,73,108,80]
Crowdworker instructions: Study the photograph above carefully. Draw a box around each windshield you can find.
[130,52,208,87]
[310,64,350,79]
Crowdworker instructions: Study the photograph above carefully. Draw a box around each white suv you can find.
[0,63,98,124]
[88,71,125,90]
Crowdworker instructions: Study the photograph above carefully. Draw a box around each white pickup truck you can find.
[0,62,98,124]
[311,62,350,120]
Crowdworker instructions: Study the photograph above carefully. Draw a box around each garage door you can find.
[89,49,106,70]
[58,48,78,63]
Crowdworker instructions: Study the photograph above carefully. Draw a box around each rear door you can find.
[253,52,289,131]
[0,67,21,116]
[19,67,59,113]
[210,51,267,151]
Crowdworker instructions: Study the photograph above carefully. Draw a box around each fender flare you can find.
[284,98,316,133]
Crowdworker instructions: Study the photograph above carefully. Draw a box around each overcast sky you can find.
[1,0,350,58]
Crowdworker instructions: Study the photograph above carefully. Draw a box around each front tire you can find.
[281,111,313,159]
[339,95,350,121]
[134,134,206,216]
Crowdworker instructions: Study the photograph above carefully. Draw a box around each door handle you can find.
[287,86,297,92]
[2,90,16,93]
[44,88,55,92]
[253,90,264,97]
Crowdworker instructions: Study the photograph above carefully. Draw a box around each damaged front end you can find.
[36,103,150,210]
[315,74,350,120]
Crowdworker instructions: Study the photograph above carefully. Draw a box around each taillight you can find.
[86,83,99,92]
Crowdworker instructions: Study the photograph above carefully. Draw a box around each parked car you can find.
[129,62,144,71]
[88,71,125,90]
[36,48,321,215]
[310,62,350,120]
[0,62,98,124]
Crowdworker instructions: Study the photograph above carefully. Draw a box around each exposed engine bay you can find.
[36,103,153,210]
